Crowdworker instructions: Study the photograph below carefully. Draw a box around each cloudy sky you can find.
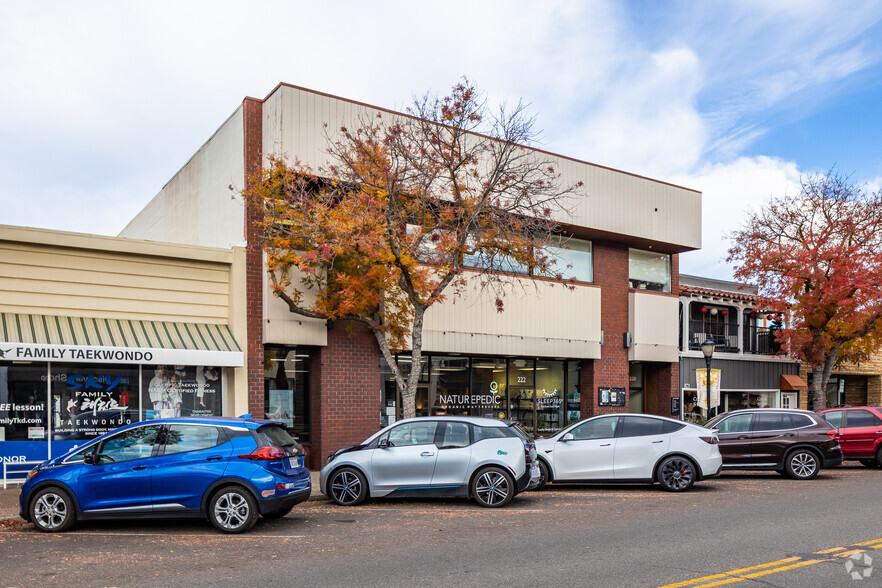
[2,0,881,280]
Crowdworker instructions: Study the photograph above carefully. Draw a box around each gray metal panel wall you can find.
[679,357,800,390]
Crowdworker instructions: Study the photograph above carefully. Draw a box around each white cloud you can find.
[0,0,880,285]
[673,157,802,281]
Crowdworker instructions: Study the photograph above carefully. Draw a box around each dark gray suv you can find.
[705,409,843,479]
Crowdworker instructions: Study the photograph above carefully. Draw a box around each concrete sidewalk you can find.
[0,470,326,522]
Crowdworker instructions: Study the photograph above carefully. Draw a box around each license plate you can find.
[289,457,298,468]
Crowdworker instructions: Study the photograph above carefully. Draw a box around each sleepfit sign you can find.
[0,342,243,367]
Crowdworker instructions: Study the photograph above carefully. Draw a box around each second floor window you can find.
[629,249,671,292]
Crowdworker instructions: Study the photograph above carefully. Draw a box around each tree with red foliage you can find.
[244,80,583,418]
[728,171,882,409]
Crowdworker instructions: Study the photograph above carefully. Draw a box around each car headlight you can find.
[26,467,42,480]
[327,452,337,465]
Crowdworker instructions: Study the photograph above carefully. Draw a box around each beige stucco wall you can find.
[261,85,702,251]
[421,273,602,358]
[629,292,680,362]
[119,106,247,249]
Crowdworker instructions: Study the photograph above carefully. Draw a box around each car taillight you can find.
[238,446,287,461]
[699,436,719,445]
[826,430,840,441]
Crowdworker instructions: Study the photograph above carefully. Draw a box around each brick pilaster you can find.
[309,320,381,469]
[243,97,265,417]
[581,242,631,417]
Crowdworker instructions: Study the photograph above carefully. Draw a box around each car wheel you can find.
[657,456,696,492]
[471,467,515,508]
[209,487,259,533]
[262,506,294,519]
[328,467,367,506]
[785,449,819,480]
[30,487,76,533]
[536,460,550,491]
[859,458,878,468]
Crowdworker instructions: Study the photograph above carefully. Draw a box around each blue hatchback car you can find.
[19,416,311,534]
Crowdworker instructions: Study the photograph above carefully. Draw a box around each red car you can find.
[819,406,882,467]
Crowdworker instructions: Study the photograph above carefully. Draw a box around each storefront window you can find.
[535,360,564,434]
[722,391,777,411]
[379,355,581,434]
[629,249,671,292]
[264,348,310,442]
[429,356,470,416]
[52,363,140,441]
[470,358,507,418]
[380,355,429,425]
[0,362,48,442]
[142,365,223,421]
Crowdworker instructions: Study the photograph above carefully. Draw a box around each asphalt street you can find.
[1,465,881,587]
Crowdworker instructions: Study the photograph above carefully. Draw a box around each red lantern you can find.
[749,311,757,318]
[701,306,709,314]
[721,309,728,316]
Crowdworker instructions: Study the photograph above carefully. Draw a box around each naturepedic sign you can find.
[0,343,243,367]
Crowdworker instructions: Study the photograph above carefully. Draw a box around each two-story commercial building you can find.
[112,83,703,467]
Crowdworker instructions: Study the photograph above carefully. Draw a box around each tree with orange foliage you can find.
[244,80,583,418]
[728,172,882,410]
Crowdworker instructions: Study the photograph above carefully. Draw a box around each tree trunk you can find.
[400,306,427,419]
[810,366,826,411]
[810,343,843,410]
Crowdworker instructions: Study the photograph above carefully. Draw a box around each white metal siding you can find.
[261,85,701,250]
[422,274,601,358]
[628,292,680,362]
[263,258,327,346]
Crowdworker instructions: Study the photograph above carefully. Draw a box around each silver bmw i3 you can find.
[320,416,540,508]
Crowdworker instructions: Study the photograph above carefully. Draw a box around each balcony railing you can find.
[688,320,739,353]
[743,325,779,355]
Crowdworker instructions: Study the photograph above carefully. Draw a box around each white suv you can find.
[534,414,722,492]
[320,416,540,507]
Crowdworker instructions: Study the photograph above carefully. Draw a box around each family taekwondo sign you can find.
[0,342,243,367]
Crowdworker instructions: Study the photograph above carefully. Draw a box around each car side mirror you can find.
[83,452,97,465]
[378,438,389,449]
[560,433,574,442]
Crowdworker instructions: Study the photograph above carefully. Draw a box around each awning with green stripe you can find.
[0,313,243,367]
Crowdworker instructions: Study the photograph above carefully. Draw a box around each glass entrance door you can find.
[510,387,535,435]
